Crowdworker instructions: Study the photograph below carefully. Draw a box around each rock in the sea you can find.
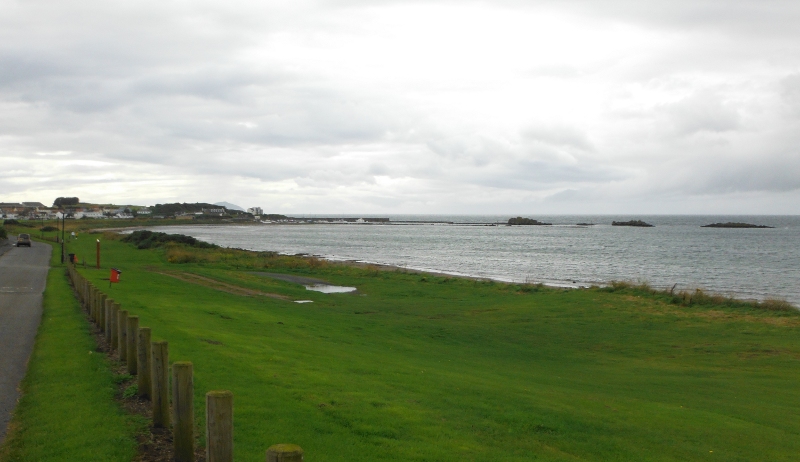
[507,217,552,225]
[612,220,654,227]
[701,222,774,229]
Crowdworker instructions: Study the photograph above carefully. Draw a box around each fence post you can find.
[95,291,102,324]
[89,286,96,317]
[126,316,139,375]
[104,298,114,340]
[118,310,129,362]
[137,327,152,399]
[110,304,119,351]
[94,291,101,323]
[151,341,170,428]
[206,390,233,462]
[98,293,107,330]
[173,362,194,462]
[266,444,304,462]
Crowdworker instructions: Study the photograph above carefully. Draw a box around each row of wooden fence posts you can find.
[66,265,305,462]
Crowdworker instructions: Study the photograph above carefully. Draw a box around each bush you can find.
[0,227,6,240]
[2,219,34,227]
[121,230,217,249]
[41,226,59,232]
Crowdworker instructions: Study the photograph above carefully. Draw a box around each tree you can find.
[53,197,80,207]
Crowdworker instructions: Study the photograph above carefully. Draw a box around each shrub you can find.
[0,227,6,240]
[41,226,59,232]
[122,230,217,249]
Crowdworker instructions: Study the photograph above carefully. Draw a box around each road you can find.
[0,239,50,443]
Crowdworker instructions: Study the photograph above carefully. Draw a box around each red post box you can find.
[110,268,121,284]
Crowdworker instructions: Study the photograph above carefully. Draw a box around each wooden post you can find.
[91,289,96,321]
[266,444,304,462]
[151,341,170,428]
[96,238,100,269]
[104,299,113,343]
[173,362,195,462]
[98,294,107,330]
[137,327,152,399]
[126,316,139,375]
[93,288,99,319]
[89,286,96,317]
[206,391,233,462]
[95,291,102,324]
[110,304,119,351]
[118,310,129,362]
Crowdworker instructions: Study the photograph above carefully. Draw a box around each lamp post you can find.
[60,213,65,264]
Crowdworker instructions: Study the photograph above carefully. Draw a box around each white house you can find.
[76,211,105,219]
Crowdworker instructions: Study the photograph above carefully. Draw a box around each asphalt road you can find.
[0,239,50,443]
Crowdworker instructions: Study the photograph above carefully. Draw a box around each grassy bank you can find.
[0,242,139,461]
[54,233,800,460]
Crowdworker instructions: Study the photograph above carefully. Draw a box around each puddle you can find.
[294,300,314,304]
[304,284,357,294]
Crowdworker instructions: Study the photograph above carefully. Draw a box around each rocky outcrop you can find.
[612,220,654,227]
[702,222,774,229]
[507,217,552,226]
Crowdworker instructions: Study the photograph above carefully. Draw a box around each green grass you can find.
[0,242,140,461]
[60,235,800,461]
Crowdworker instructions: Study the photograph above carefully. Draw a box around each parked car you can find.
[16,233,31,247]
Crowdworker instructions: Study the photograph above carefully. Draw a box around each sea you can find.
[149,215,800,306]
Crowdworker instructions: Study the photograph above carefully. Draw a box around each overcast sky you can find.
[2,0,799,214]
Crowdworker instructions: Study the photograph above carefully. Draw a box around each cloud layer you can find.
[2,0,799,213]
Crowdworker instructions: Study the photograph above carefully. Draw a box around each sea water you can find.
[150,215,800,305]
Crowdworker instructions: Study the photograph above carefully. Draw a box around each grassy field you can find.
[30,228,800,460]
[0,241,140,461]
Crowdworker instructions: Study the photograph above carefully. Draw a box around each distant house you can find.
[137,208,152,215]
[76,211,105,219]
[201,208,225,215]
[247,207,263,216]
[0,202,41,219]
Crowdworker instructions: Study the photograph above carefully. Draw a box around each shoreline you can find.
[107,225,797,309]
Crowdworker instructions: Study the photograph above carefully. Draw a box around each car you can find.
[16,233,31,247]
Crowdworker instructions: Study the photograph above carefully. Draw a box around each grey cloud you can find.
[2,0,800,213]
[780,73,800,116]
[660,93,741,135]
[521,125,594,151]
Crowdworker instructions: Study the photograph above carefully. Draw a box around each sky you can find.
[2,0,799,214]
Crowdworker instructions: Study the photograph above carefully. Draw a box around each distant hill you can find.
[214,202,245,211]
